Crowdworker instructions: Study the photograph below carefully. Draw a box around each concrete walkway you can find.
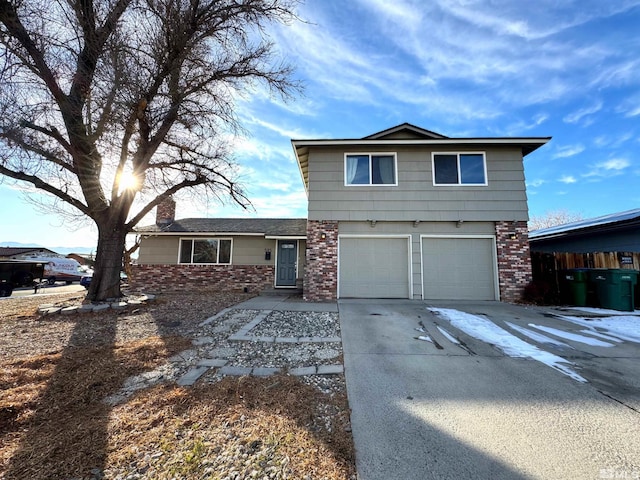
[229,294,339,312]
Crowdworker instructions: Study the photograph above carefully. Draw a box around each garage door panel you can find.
[339,237,410,298]
[422,237,496,300]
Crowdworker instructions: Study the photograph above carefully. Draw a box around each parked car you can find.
[80,271,127,289]
[80,274,92,289]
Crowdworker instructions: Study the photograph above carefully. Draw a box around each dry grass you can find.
[106,376,354,479]
[0,292,355,480]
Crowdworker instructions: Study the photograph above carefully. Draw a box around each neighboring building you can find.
[0,247,58,259]
[134,123,549,302]
[529,209,640,253]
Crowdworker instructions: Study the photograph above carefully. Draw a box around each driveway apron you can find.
[339,299,640,480]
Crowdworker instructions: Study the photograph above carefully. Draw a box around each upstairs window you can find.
[345,153,397,186]
[179,238,232,264]
[433,153,487,185]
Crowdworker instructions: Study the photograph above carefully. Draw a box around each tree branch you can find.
[0,0,67,105]
[0,164,89,215]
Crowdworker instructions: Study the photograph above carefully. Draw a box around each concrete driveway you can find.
[339,300,640,480]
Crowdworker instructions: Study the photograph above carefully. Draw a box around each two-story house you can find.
[132,123,549,302]
[294,123,549,302]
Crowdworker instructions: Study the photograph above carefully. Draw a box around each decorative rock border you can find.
[176,362,345,386]
[38,294,156,315]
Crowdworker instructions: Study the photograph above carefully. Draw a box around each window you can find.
[179,238,232,264]
[345,153,397,185]
[433,153,486,185]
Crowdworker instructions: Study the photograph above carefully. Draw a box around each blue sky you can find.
[2,0,640,249]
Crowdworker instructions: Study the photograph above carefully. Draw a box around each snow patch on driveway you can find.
[505,322,573,349]
[428,308,587,383]
[556,315,640,344]
[528,324,614,347]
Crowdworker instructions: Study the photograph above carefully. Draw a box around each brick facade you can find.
[495,220,532,302]
[304,220,338,301]
[130,264,274,294]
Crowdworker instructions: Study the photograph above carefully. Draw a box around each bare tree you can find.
[0,0,300,301]
[528,209,584,231]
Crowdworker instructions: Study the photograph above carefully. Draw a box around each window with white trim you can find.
[432,153,487,185]
[345,153,397,185]
[179,238,232,264]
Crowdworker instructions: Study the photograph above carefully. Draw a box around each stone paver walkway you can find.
[176,297,342,386]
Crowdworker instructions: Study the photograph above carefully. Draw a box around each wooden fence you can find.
[530,251,640,304]
[531,251,640,280]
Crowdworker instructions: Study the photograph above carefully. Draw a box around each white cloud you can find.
[563,102,603,124]
[559,175,577,184]
[615,95,640,118]
[626,105,640,117]
[552,144,585,159]
[526,179,546,188]
[583,158,631,178]
[592,133,635,149]
[242,116,319,140]
[501,113,549,135]
[266,0,640,136]
[588,59,640,89]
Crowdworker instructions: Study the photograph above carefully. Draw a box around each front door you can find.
[276,240,297,287]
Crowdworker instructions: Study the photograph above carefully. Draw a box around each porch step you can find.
[259,287,303,297]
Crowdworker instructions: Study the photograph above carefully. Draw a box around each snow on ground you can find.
[568,307,640,316]
[555,315,640,344]
[528,324,614,347]
[577,329,622,343]
[436,325,460,345]
[505,322,573,349]
[428,308,587,383]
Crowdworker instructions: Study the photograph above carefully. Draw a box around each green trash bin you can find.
[588,269,639,312]
[562,269,589,306]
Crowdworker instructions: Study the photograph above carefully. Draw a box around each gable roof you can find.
[363,123,448,140]
[135,218,307,237]
[292,122,551,193]
[529,208,640,241]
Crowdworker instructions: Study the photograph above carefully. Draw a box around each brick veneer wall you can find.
[495,221,532,302]
[304,220,338,301]
[130,264,274,294]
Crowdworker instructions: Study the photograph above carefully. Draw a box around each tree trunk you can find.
[86,224,127,302]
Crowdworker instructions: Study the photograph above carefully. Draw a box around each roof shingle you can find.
[135,218,307,237]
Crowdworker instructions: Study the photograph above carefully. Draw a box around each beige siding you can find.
[137,236,180,264]
[137,235,305,279]
[308,146,529,222]
[233,237,277,265]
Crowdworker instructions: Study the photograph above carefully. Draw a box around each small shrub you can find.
[523,280,559,305]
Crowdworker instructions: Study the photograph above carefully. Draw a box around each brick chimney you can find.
[156,197,176,226]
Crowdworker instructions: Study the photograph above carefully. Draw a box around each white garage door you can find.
[422,237,497,300]
[339,237,410,298]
